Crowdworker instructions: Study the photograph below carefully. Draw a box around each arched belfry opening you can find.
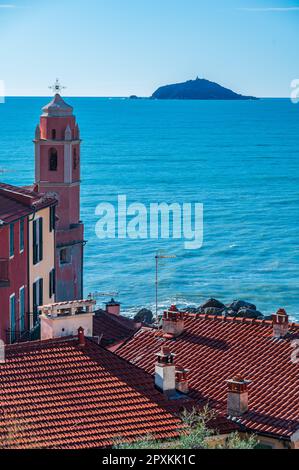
[49,148,58,171]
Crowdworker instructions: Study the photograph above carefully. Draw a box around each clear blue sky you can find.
[0,0,298,97]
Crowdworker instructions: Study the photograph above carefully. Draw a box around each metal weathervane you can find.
[49,78,66,95]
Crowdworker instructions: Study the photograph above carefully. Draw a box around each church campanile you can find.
[34,80,84,301]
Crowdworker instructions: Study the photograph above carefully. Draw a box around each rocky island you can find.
[151,77,257,100]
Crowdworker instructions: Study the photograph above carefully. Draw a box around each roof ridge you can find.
[106,312,138,329]
[5,335,77,352]
[188,312,299,329]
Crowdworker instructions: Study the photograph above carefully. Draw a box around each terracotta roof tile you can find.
[0,182,56,223]
[0,337,182,449]
[116,313,299,440]
[93,310,140,348]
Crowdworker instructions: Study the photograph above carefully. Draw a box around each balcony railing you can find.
[5,313,40,344]
[0,258,9,286]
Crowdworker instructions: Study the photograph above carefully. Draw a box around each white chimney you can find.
[155,347,176,397]
[40,299,96,340]
[272,308,289,339]
[162,305,184,338]
[226,375,251,417]
[105,298,121,315]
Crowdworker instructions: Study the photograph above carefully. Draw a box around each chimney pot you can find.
[272,308,289,339]
[175,365,189,394]
[78,327,85,347]
[162,305,184,338]
[106,298,121,315]
[155,347,176,397]
[226,375,251,417]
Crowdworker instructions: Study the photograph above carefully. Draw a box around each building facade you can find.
[34,93,84,301]
[0,183,56,343]
[28,204,56,330]
[0,189,29,343]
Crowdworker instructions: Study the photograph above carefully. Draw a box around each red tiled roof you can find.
[93,310,140,349]
[0,182,56,224]
[115,313,299,440]
[0,336,183,449]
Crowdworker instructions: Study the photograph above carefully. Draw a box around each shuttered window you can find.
[33,218,43,265]
[49,206,56,232]
[20,219,24,252]
[10,294,16,343]
[39,218,43,262]
[33,220,38,264]
[33,281,37,324]
[39,278,43,307]
[9,223,14,257]
[33,278,43,325]
[19,286,25,332]
[49,269,56,298]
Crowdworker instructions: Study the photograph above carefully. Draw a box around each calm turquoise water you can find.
[0,97,298,319]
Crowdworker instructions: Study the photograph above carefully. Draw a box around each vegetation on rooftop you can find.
[114,406,258,450]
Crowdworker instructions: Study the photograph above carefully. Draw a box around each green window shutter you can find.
[52,268,56,295]
[19,287,25,332]
[20,219,24,252]
[33,220,37,265]
[39,218,43,262]
[33,281,37,324]
[50,206,56,232]
[49,270,55,298]
[10,295,16,342]
[39,278,43,307]
[49,207,52,232]
[49,271,52,298]
[53,207,56,230]
[9,223,14,257]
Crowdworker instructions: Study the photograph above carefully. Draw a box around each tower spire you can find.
[49,78,66,95]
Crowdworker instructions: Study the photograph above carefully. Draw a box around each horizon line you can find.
[2,95,290,100]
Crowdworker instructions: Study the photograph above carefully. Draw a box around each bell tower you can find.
[34,80,84,301]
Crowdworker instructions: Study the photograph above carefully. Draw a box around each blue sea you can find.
[0,97,298,319]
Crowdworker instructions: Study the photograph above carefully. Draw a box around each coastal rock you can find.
[264,315,273,321]
[151,77,257,101]
[200,298,226,310]
[183,307,198,314]
[134,308,153,324]
[236,308,263,319]
[203,307,224,315]
[226,309,237,317]
[228,300,257,312]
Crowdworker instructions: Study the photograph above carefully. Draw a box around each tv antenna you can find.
[87,291,119,304]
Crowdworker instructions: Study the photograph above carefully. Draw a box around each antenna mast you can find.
[155,252,176,317]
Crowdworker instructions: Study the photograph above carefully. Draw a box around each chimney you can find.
[78,327,85,347]
[105,298,121,315]
[272,308,289,339]
[162,305,184,338]
[175,366,189,394]
[226,375,251,417]
[39,299,96,340]
[155,346,176,397]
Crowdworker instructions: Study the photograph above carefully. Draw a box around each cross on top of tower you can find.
[49,78,66,95]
